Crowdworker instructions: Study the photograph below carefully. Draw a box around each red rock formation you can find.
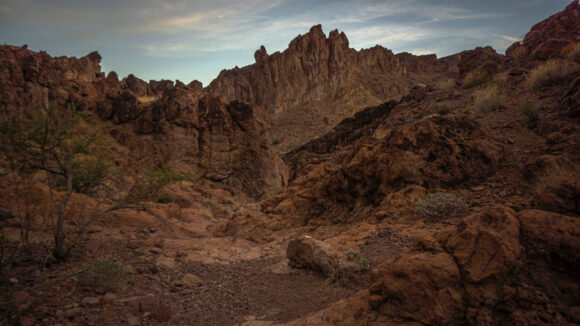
[0,45,286,198]
[507,0,580,60]
[207,25,459,152]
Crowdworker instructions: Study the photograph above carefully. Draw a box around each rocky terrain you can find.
[207,25,460,153]
[1,1,579,326]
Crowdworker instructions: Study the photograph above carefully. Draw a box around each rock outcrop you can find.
[207,25,460,152]
[0,45,287,198]
[507,0,580,60]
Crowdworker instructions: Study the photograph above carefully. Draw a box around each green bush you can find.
[414,192,469,220]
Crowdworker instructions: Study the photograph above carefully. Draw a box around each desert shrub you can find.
[156,192,175,204]
[463,69,489,88]
[359,258,371,271]
[137,95,159,106]
[70,158,109,194]
[535,162,580,192]
[509,45,528,60]
[526,59,579,89]
[426,102,452,116]
[437,78,455,91]
[414,192,469,220]
[562,42,580,61]
[79,258,130,292]
[272,138,282,146]
[223,198,234,205]
[473,84,505,112]
[344,250,361,262]
[520,101,541,126]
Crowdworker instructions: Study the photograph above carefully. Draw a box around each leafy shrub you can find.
[473,85,505,112]
[526,59,579,89]
[414,192,469,220]
[156,192,175,204]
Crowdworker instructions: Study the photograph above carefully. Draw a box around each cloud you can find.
[494,34,522,42]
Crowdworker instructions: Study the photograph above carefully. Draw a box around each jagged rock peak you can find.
[288,24,350,52]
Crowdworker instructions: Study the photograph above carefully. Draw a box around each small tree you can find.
[0,106,179,260]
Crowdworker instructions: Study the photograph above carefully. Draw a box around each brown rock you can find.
[370,252,464,325]
[521,0,580,60]
[182,274,203,288]
[208,25,458,152]
[443,206,522,283]
[286,236,346,279]
[532,178,580,215]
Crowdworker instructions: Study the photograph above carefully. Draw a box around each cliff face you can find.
[207,25,459,153]
[0,45,287,198]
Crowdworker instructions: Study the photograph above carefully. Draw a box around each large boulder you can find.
[286,236,352,279]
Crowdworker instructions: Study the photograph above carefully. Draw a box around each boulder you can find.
[286,236,351,279]
[532,178,580,215]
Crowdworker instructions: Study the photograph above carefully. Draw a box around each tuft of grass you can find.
[463,69,489,89]
[509,45,528,60]
[526,59,579,89]
[436,78,455,91]
[473,85,505,112]
[223,198,235,205]
[535,162,580,193]
[414,192,469,221]
[562,42,580,61]
[359,258,371,271]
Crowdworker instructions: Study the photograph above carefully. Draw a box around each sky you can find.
[0,0,573,86]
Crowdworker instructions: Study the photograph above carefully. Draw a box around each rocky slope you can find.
[0,46,287,198]
[207,25,460,153]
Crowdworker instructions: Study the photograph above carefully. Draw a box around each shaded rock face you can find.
[207,25,459,152]
[510,0,580,60]
[263,113,502,224]
[367,206,580,325]
[532,179,580,216]
[0,45,286,198]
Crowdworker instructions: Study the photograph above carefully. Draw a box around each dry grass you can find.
[436,78,455,91]
[562,42,580,60]
[535,162,580,192]
[137,95,160,106]
[414,192,469,221]
[463,69,489,89]
[520,100,541,126]
[473,84,505,112]
[509,45,528,59]
[525,59,579,89]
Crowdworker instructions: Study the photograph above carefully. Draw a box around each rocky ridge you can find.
[207,25,460,152]
[0,45,287,198]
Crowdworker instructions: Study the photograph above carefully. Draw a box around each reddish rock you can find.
[207,25,459,152]
[521,0,580,60]
[532,179,580,215]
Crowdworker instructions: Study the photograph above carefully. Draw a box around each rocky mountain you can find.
[207,25,460,153]
[0,45,287,198]
[0,1,579,326]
